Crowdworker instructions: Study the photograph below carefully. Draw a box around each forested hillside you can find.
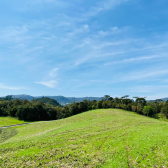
[0,95,168,122]
[10,94,168,105]
[33,97,61,107]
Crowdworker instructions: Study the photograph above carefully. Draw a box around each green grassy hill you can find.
[0,117,28,127]
[1,109,168,167]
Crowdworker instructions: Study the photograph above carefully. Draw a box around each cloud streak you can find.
[35,80,58,88]
[113,68,168,83]
[83,0,130,18]
[104,53,168,65]
[0,84,28,90]
[49,68,59,77]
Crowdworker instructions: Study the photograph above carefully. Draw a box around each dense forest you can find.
[0,95,168,121]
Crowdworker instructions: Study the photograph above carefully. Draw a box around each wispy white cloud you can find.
[34,67,60,89]
[92,41,125,49]
[97,26,130,36]
[83,0,130,18]
[56,0,130,23]
[72,39,91,50]
[0,0,132,70]
[0,25,30,43]
[49,68,59,77]
[113,68,168,83]
[104,53,168,66]
[71,84,84,90]
[128,85,168,93]
[73,31,168,67]
[35,80,58,88]
[66,24,89,38]
[0,84,28,90]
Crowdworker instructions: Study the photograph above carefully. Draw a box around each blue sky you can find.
[0,0,168,99]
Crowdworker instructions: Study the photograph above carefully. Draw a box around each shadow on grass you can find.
[0,128,18,143]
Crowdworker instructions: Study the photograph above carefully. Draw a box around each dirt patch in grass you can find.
[0,128,18,143]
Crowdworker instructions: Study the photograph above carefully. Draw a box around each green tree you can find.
[102,101,107,109]
[114,97,121,104]
[147,102,160,116]
[104,95,110,101]
[97,101,102,109]
[142,106,152,116]
[161,105,168,118]
[136,98,147,106]
[108,97,114,101]
[137,104,143,114]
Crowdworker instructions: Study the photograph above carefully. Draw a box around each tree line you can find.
[0,95,168,121]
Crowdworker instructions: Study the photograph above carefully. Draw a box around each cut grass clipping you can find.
[1,109,168,167]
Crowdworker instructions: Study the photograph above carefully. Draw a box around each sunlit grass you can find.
[1,109,168,167]
[0,117,28,127]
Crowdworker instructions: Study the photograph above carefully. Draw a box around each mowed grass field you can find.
[1,109,168,168]
[0,117,28,127]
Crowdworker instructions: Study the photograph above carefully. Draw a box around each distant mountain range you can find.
[161,97,168,102]
[3,95,168,105]
[148,97,168,102]
[11,95,104,105]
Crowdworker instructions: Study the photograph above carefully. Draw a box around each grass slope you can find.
[0,117,28,127]
[1,109,168,167]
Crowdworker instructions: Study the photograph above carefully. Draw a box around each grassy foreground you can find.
[0,117,28,127]
[1,109,168,167]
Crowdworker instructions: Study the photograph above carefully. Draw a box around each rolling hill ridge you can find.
[11,95,103,105]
